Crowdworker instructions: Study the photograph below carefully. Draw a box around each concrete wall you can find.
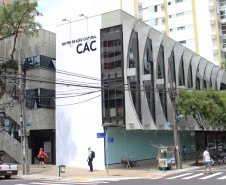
[0,29,56,62]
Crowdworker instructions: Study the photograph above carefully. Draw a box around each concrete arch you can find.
[148,29,167,128]
[174,43,185,88]
[183,50,193,88]
[216,69,225,90]
[204,62,215,89]
[162,37,176,130]
[122,18,143,130]
[197,58,208,89]
[211,66,220,90]
[191,55,201,89]
[137,24,157,130]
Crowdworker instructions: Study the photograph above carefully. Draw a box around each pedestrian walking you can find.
[87,147,93,172]
[203,147,213,174]
[182,146,186,160]
[37,148,48,168]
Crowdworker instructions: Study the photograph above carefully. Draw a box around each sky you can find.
[36,0,135,33]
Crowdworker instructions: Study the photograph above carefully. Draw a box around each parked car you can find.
[0,153,18,179]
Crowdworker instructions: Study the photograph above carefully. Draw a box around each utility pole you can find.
[18,60,29,175]
[168,58,182,169]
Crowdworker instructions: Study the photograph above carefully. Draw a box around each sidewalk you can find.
[16,159,202,182]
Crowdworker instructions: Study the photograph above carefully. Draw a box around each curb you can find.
[14,165,203,182]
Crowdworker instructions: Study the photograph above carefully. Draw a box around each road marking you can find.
[43,182,105,184]
[182,173,204,179]
[166,173,192,179]
[150,177,162,179]
[30,183,75,185]
[217,175,226,180]
[199,172,223,179]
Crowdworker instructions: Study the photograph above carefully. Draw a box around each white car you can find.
[0,153,18,179]
[0,164,18,179]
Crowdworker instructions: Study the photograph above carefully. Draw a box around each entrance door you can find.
[30,129,55,164]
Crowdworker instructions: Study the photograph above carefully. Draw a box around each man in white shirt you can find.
[203,147,213,174]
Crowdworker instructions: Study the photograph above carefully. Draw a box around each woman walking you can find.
[38,148,48,168]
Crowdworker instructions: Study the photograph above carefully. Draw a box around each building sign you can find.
[61,35,97,54]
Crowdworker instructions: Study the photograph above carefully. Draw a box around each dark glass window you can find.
[156,45,167,120]
[220,83,226,90]
[128,32,141,121]
[144,39,155,122]
[144,39,153,74]
[157,45,165,79]
[178,56,185,86]
[26,88,55,109]
[187,61,193,88]
[168,51,176,83]
[144,81,155,122]
[101,25,124,125]
[196,65,201,90]
[196,76,200,90]
[22,55,55,71]
[158,85,167,120]
[203,80,207,89]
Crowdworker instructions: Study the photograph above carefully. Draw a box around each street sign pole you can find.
[105,127,109,176]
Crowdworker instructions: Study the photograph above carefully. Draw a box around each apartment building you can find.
[137,0,226,66]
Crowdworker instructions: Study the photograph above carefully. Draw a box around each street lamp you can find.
[79,14,88,36]
[62,18,71,41]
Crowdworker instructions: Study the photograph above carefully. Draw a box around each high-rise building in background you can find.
[137,0,226,66]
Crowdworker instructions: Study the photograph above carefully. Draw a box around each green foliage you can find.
[176,89,226,129]
[221,61,226,71]
[0,0,42,60]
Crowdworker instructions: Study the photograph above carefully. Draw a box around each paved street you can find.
[1,164,225,185]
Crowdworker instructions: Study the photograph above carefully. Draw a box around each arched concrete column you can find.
[211,66,220,90]
[136,24,157,130]
[183,50,193,88]
[149,29,168,129]
[204,62,215,89]
[216,69,225,90]
[197,58,208,89]
[191,55,201,89]
[122,18,143,130]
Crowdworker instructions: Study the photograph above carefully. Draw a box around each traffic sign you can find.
[97,133,106,138]
[107,137,114,143]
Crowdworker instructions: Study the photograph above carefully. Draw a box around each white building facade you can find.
[56,10,226,170]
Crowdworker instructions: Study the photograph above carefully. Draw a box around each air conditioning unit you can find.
[213,49,218,54]
[210,20,215,24]
[138,2,142,8]
[211,34,216,39]
[209,6,214,10]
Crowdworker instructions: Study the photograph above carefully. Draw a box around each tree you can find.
[0,0,41,61]
[221,60,226,71]
[176,89,226,164]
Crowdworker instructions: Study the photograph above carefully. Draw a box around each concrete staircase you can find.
[0,94,21,126]
[0,130,22,163]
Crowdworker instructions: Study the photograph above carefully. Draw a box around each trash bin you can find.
[60,165,66,173]
[59,165,66,177]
